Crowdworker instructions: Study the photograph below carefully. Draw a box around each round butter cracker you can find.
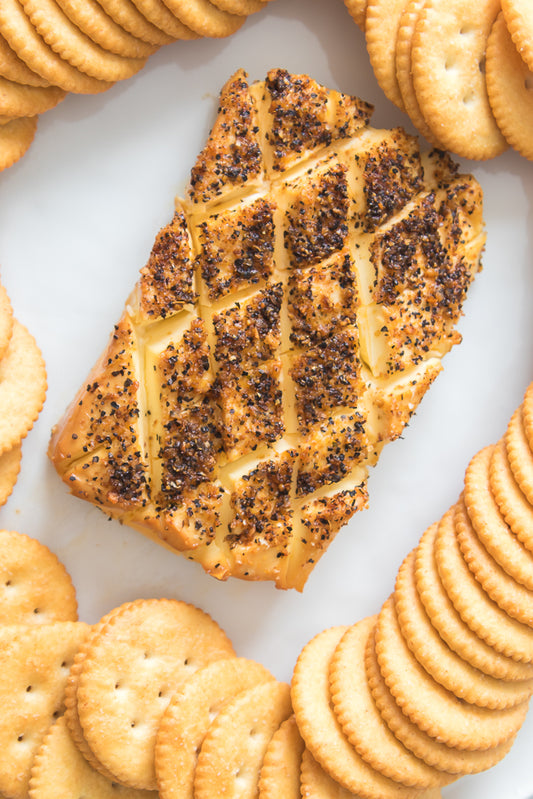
[0,318,47,454]
[29,716,157,799]
[415,520,533,681]
[194,680,292,799]
[258,715,304,799]
[505,405,533,507]
[20,0,148,82]
[291,625,422,799]
[364,625,517,775]
[486,11,533,161]
[54,0,159,58]
[464,445,533,590]
[501,0,533,72]
[0,281,14,360]
[64,606,136,782]
[435,506,533,663]
[77,598,235,791]
[130,0,199,39]
[374,596,528,751]
[522,382,533,452]
[159,0,245,38]
[155,657,273,799]
[490,438,533,553]
[411,0,507,159]
[0,443,22,506]
[0,0,114,93]
[0,75,65,117]
[0,115,37,170]
[0,31,50,86]
[395,549,533,710]
[329,616,454,789]
[0,621,90,799]
[365,0,406,110]
[300,747,364,798]
[0,528,77,622]
[395,0,444,146]
[455,497,533,629]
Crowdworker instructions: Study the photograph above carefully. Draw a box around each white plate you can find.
[1,1,533,796]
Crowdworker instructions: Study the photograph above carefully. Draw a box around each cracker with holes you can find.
[411,0,507,160]
[193,679,292,799]
[329,616,455,790]
[64,607,132,781]
[394,549,533,710]
[155,657,273,799]
[0,529,78,623]
[29,716,156,799]
[374,596,529,752]
[0,622,90,799]
[75,599,235,791]
[49,68,486,590]
[363,613,518,776]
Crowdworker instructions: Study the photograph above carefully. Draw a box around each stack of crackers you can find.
[0,528,294,799]
[291,380,533,797]
[0,0,270,171]
[347,0,533,161]
[6,373,533,797]
[0,277,46,506]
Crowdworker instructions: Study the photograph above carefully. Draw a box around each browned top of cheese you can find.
[49,69,485,590]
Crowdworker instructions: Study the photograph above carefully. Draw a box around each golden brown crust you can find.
[264,68,373,173]
[188,69,264,205]
[49,69,485,589]
[136,207,195,321]
[49,313,151,511]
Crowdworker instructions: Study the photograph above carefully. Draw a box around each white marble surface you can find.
[0,1,532,795]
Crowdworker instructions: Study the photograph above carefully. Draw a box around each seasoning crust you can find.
[49,68,485,589]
